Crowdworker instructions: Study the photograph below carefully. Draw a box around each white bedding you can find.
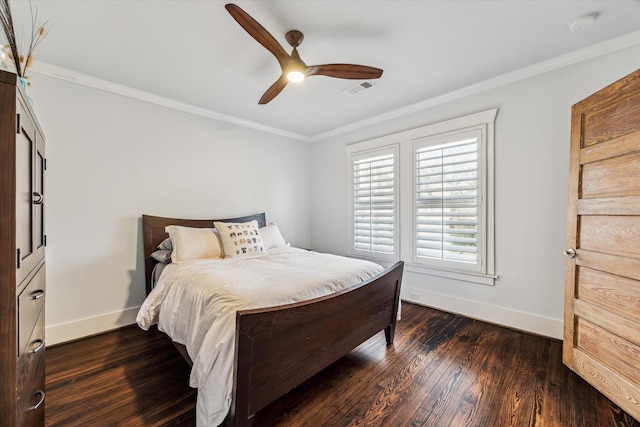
[136,246,383,426]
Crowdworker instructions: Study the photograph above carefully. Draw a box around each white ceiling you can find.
[9,0,640,139]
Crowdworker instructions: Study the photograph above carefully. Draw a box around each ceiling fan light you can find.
[286,70,305,83]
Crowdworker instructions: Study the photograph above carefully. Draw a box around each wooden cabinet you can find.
[0,70,47,426]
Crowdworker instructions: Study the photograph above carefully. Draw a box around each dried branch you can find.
[0,0,48,78]
[0,0,21,76]
[21,0,48,77]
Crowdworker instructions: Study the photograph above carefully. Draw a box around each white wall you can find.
[310,45,640,339]
[25,43,639,344]
[26,75,311,344]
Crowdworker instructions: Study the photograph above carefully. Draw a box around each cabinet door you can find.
[34,135,45,262]
[16,103,45,286]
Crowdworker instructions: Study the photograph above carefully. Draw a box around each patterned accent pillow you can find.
[214,220,266,258]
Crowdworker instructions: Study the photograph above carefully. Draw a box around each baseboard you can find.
[401,287,563,339]
[46,306,141,346]
[45,292,563,346]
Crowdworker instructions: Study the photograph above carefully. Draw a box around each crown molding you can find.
[310,30,640,142]
[29,62,310,142]
[30,30,640,143]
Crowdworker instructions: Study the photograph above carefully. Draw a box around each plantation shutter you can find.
[352,151,395,256]
[415,131,480,268]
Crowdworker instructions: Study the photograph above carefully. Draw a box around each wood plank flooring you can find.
[44,303,640,427]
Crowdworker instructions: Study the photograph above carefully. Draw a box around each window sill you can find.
[405,263,497,286]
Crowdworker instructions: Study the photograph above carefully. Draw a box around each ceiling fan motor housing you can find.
[285,30,304,47]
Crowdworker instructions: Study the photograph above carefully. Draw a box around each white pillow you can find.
[214,220,265,258]
[165,225,223,263]
[259,223,287,249]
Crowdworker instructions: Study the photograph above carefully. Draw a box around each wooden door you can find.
[564,68,640,421]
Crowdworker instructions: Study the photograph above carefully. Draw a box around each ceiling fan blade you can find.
[259,75,289,104]
[225,4,290,67]
[306,64,383,80]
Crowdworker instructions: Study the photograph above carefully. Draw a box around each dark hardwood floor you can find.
[45,303,639,427]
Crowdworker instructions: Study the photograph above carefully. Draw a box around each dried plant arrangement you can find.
[0,0,20,75]
[0,0,48,79]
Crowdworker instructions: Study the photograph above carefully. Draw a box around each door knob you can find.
[564,248,576,258]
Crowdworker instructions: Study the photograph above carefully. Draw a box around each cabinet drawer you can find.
[18,264,46,356]
[17,311,46,427]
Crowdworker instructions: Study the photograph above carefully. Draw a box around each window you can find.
[414,128,483,273]
[347,108,496,285]
[348,147,398,261]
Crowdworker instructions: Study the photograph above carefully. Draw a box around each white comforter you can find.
[136,246,383,426]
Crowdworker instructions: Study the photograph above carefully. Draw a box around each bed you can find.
[137,213,404,426]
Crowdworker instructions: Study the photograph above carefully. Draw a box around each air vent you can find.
[342,80,376,96]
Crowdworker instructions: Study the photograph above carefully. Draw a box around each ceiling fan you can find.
[225,3,383,104]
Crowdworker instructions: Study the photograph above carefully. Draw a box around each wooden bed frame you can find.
[142,213,404,426]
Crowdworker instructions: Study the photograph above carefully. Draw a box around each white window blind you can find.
[352,152,395,256]
[346,108,495,284]
[415,131,481,268]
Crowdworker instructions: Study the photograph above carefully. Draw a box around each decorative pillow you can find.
[214,220,265,258]
[150,249,172,264]
[157,237,173,250]
[259,223,287,249]
[165,225,223,263]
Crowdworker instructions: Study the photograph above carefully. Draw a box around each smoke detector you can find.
[342,80,376,96]
[568,13,597,32]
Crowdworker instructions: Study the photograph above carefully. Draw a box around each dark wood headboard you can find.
[141,212,267,295]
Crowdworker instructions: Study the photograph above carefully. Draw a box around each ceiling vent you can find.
[342,80,376,95]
